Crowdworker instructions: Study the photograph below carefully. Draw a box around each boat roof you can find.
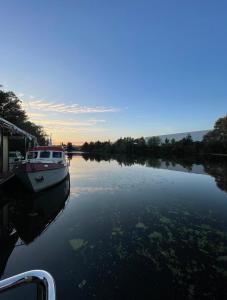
[29,146,64,151]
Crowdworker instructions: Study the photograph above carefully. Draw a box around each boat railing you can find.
[0,270,56,300]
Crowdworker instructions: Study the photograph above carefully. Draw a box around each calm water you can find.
[1,155,227,299]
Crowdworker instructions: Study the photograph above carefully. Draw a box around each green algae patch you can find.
[112,226,123,235]
[167,231,174,242]
[78,279,87,288]
[69,239,88,251]
[214,266,227,277]
[160,216,171,224]
[115,242,127,259]
[135,222,148,229]
[149,231,163,240]
[200,224,212,230]
[217,256,227,262]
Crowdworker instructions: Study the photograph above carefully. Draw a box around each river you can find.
[1,155,227,299]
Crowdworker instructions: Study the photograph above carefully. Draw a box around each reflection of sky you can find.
[1,1,227,144]
[69,157,222,202]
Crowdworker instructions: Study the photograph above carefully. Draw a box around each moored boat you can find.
[15,146,69,192]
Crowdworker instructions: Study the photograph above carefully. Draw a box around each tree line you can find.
[81,116,227,156]
[0,88,48,145]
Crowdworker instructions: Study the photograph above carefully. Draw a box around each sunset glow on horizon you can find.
[20,95,120,144]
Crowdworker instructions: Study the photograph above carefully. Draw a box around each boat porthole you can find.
[35,176,44,182]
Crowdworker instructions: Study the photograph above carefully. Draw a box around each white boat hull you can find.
[17,165,69,192]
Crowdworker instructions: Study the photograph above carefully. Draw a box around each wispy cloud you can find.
[15,93,119,143]
[23,99,119,114]
[28,112,46,118]
[46,126,109,133]
[17,92,25,98]
[31,118,106,128]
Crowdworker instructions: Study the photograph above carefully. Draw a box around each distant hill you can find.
[146,130,210,143]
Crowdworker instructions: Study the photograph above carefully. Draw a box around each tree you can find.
[21,121,48,146]
[134,137,147,153]
[0,89,48,145]
[171,138,176,144]
[147,136,161,148]
[67,142,73,152]
[0,90,27,126]
[81,142,89,152]
[204,116,227,144]
[203,115,227,153]
[180,134,193,146]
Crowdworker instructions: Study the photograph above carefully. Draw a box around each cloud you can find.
[16,93,119,143]
[28,112,46,118]
[46,126,108,133]
[17,93,25,98]
[28,114,109,138]
[22,99,119,114]
[31,118,106,128]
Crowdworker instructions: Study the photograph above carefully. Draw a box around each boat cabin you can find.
[26,146,65,163]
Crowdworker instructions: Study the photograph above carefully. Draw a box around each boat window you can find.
[27,152,38,159]
[53,151,62,158]
[40,151,50,158]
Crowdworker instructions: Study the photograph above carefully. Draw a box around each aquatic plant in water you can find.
[135,222,148,229]
[69,239,88,251]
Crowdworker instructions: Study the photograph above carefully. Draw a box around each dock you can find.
[0,117,37,188]
[0,172,15,185]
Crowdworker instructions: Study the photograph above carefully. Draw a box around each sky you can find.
[0,0,227,144]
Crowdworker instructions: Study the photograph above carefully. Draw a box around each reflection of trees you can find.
[117,155,147,166]
[67,153,73,160]
[81,153,227,193]
[82,153,196,171]
[146,158,162,168]
[82,153,111,163]
[203,158,227,193]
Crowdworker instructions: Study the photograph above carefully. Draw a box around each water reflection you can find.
[1,156,227,299]
[0,176,70,278]
[203,159,227,193]
[81,153,227,193]
[66,155,227,298]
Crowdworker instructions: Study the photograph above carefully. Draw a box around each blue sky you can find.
[0,0,226,144]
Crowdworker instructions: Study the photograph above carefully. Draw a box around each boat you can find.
[15,146,69,192]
